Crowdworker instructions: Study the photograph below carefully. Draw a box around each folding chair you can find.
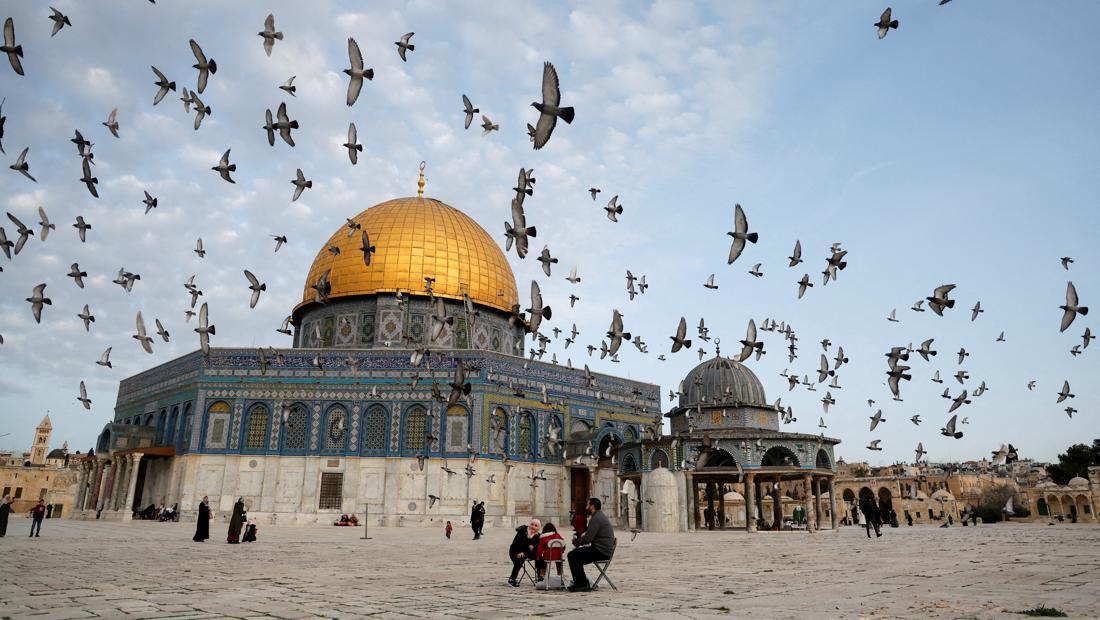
[591,537,619,591]
[520,558,540,586]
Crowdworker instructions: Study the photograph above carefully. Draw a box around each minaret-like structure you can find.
[30,414,52,465]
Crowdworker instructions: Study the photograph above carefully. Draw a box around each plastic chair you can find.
[591,537,618,591]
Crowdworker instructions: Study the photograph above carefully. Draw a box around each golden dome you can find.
[299,196,519,313]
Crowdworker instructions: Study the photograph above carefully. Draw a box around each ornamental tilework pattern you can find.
[310,405,321,450]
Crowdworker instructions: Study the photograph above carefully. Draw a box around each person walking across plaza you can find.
[445,520,453,539]
[859,496,881,538]
[0,494,11,537]
[471,501,485,540]
[227,497,245,544]
[193,496,211,542]
[567,497,616,592]
[30,499,46,537]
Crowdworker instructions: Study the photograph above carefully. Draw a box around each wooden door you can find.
[570,468,589,513]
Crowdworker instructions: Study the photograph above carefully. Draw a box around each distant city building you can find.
[0,415,80,517]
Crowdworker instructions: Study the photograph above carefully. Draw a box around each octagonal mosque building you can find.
[73,172,659,526]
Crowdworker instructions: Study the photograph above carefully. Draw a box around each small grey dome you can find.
[46,448,66,459]
[679,356,768,409]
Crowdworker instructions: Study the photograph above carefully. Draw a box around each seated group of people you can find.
[135,503,180,521]
[333,514,360,526]
[506,497,616,593]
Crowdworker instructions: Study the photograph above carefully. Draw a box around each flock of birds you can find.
[0,6,1091,469]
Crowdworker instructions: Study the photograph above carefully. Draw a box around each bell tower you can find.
[30,414,52,465]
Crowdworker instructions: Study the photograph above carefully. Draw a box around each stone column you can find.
[111,456,128,511]
[94,459,111,512]
[74,462,89,513]
[84,460,100,511]
[771,478,783,527]
[744,472,756,532]
[829,477,838,530]
[122,453,144,520]
[755,480,765,527]
[718,482,726,530]
[684,472,695,531]
[802,474,814,532]
[813,476,823,529]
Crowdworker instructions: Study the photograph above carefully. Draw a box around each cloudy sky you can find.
[0,1,1097,466]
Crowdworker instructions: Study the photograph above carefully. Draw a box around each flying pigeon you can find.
[1059,281,1087,332]
[531,61,574,149]
[726,203,758,264]
[189,39,217,93]
[344,38,373,106]
[258,14,283,57]
[875,7,899,39]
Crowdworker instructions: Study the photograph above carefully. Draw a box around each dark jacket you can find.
[859,499,879,522]
[575,510,616,557]
[509,525,539,559]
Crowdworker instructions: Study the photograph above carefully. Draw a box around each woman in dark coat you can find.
[193,496,210,542]
[0,495,12,537]
[227,498,244,544]
[506,518,541,587]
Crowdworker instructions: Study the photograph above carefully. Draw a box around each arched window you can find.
[623,426,637,443]
[362,404,388,454]
[144,413,155,427]
[282,404,308,451]
[702,449,736,468]
[180,403,193,451]
[517,412,535,457]
[842,488,856,502]
[324,406,348,452]
[156,410,167,444]
[761,446,799,467]
[622,453,638,473]
[816,449,831,470]
[244,404,269,450]
[650,449,669,470]
[204,401,232,450]
[166,406,179,446]
[444,405,469,453]
[404,405,427,452]
[545,415,564,461]
[489,407,508,455]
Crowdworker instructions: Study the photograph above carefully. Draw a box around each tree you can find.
[1045,439,1100,485]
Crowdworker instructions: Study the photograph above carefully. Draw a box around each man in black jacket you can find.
[859,497,881,538]
[567,497,616,592]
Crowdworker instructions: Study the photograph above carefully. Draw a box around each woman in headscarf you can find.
[505,518,541,587]
[193,496,210,542]
[227,497,244,544]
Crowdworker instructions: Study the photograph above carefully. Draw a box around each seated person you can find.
[567,498,616,593]
[349,514,359,526]
[535,522,565,585]
[506,519,541,588]
[242,518,258,543]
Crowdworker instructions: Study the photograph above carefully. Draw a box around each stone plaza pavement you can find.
[1,520,1099,619]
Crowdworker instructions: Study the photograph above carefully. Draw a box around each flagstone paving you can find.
[1,520,1098,619]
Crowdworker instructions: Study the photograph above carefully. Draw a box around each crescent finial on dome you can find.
[417,161,426,198]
